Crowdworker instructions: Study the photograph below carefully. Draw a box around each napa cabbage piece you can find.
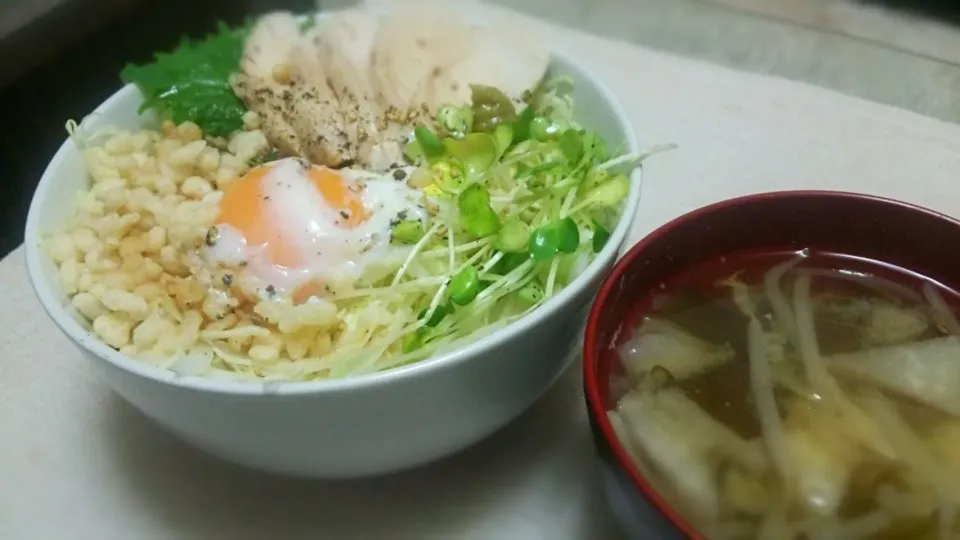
[619,317,735,381]
[612,387,768,523]
[858,391,960,536]
[861,300,930,346]
[813,293,930,347]
[925,421,960,473]
[828,336,960,416]
[612,391,718,521]
[701,520,759,540]
[719,465,772,517]
[804,509,896,540]
[793,275,896,458]
[781,402,863,515]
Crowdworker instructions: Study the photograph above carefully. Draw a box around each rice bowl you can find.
[25,8,648,477]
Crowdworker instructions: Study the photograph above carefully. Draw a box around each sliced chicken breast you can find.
[425,22,550,111]
[369,9,476,116]
[234,13,352,167]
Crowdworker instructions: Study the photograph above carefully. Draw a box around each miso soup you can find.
[607,249,960,540]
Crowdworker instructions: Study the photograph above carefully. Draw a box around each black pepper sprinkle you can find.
[392,169,407,180]
[397,210,408,220]
[222,274,234,286]
[205,226,219,246]
[266,285,276,296]
[239,261,248,267]
[339,210,351,219]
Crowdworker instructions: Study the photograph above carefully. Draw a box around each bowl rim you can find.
[24,46,642,396]
[582,189,960,539]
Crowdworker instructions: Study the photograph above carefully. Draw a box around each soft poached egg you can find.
[208,158,425,301]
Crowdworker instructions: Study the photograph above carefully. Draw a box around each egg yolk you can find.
[216,161,367,270]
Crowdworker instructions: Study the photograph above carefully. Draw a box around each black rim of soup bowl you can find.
[582,190,960,540]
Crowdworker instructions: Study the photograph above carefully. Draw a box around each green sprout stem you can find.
[594,143,678,172]
[392,221,443,286]
[331,276,447,302]
[545,258,561,298]
[480,251,505,275]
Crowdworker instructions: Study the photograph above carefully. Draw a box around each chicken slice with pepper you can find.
[231,12,352,167]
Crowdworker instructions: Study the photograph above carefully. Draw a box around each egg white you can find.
[207,158,427,298]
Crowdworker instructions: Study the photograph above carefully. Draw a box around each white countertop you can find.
[5,2,960,538]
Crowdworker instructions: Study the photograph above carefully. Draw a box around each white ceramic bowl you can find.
[24,46,641,478]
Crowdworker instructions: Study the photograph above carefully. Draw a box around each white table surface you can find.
[5,2,960,538]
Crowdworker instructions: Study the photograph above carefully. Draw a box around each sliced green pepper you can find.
[511,107,537,144]
[444,133,498,179]
[496,219,531,253]
[471,84,517,132]
[585,173,630,207]
[402,328,428,353]
[415,126,446,160]
[492,252,529,275]
[559,130,583,163]
[518,281,545,305]
[458,183,501,238]
[418,303,451,327]
[516,161,563,181]
[530,116,561,141]
[391,220,426,244]
[437,105,474,138]
[427,160,466,196]
[591,219,611,253]
[493,124,514,158]
[582,131,610,163]
[404,139,423,162]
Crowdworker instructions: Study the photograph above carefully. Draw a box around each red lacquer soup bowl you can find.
[582,190,960,539]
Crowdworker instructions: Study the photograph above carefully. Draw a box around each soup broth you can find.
[607,249,960,540]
